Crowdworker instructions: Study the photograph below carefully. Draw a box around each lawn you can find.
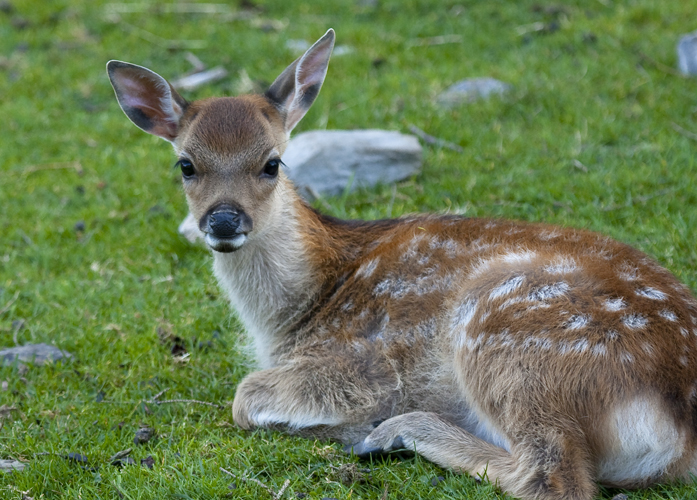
[1,0,697,498]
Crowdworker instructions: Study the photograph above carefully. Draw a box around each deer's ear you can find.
[106,60,188,142]
[266,29,335,134]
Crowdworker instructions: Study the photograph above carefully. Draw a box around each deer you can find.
[106,29,697,500]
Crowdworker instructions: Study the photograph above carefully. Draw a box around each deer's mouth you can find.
[204,232,248,253]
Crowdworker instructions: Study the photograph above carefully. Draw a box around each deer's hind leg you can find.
[232,347,400,444]
[348,411,597,500]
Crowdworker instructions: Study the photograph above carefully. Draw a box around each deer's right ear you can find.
[106,60,188,142]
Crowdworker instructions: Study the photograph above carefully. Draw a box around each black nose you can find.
[208,211,241,239]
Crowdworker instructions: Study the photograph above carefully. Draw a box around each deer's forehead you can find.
[181,96,284,157]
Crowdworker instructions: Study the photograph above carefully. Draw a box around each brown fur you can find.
[107,30,697,500]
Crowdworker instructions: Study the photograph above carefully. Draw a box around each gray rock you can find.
[0,459,25,473]
[678,31,697,75]
[0,343,73,367]
[283,129,422,198]
[437,77,512,107]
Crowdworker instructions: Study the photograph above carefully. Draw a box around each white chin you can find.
[204,233,247,253]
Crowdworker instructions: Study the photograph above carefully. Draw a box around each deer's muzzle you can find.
[200,205,253,253]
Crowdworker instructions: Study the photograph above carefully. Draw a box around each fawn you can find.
[107,29,697,499]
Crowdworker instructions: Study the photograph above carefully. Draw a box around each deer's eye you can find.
[261,159,281,178]
[176,159,195,178]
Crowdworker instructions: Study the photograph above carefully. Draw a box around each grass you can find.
[1,0,697,498]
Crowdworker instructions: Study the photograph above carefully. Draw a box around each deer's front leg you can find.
[232,352,399,443]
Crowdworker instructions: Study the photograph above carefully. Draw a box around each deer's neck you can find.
[211,189,359,369]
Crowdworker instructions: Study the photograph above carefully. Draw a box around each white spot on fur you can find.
[558,338,590,355]
[622,313,648,330]
[355,257,380,279]
[489,275,525,301]
[659,309,678,322]
[464,332,486,351]
[606,330,619,341]
[597,396,685,484]
[538,229,562,241]
[680,327,689,337]
[620,351,635,363]
[642,343,654,356]
[522,336,553,351]
[592,343,607,356]
[618,263,640,281]
[341,301,354,312]
[452,298,479,334]
[479,310,490,324]
[528,281,570,301]
[635,287,667,301]
[604,298,626,312]
[566,314,590,330]
[502,250,537,265]
[499,296,527,310]
[680,356,689,367]
[498,330,516,348]
[544,256,578,274]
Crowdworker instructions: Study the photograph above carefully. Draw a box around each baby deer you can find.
[107,29,697,499]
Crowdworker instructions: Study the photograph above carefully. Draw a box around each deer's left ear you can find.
[106,60,188,142]
[266,29,335,134]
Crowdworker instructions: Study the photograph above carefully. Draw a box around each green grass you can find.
[2,0,697,498]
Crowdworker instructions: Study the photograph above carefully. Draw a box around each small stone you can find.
[0,343,73,367]
[678,31,697,75]
[10,16,28,29]
[74,221,86,232]
[0,459,25,472]
[65,453,88,464]
[283,130,422,199]
[140,455,155,469]
[1,381,7,391]
[134,426,155,445]
[610,494,628,500]
[430,475,445,486]
[111,457,136,467]
[436,77,512,107]
[0,1,14,14]
[108,449,133,463]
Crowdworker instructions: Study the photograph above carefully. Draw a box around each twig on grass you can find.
[104,3,233,15]
[0,292,20,316]
[381,484,389,500]
[276,479,291,499]
[572,159,588,172]
[671,122,697,142]
[151,388,169,401]
[638,51,686,78]
[17,161,83,177]
[407,125,464,153]
[408,34,463,47]
[115,20,206,50]
[151,398,224,409]
[220,467,290,499]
